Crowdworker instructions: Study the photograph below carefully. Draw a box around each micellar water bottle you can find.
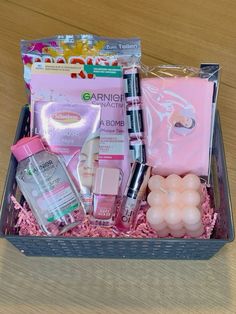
[11,135,85,235]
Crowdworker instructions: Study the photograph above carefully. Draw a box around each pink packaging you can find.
[31,63,130,194]
[33,101,100,163]
[141,77,214,176]
[33,101,101,212]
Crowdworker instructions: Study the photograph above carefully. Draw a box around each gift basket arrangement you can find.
[0,35,234,259]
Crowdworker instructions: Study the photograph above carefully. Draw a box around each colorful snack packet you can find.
[21,34,141,97]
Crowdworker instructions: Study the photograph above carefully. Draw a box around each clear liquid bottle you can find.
[11,136,85,235]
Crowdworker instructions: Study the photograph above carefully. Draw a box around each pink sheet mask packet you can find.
[33,101,101,212]
[33,101,100,163]
[30,63,130,194]
[141,77,214,176]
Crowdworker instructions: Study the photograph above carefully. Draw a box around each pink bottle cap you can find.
[93,167,120,195]
[11,135,45,161]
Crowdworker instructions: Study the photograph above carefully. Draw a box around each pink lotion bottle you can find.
[92,167,120,226]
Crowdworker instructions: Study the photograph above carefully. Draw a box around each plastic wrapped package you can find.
[21,35,141,96]
[140,64,220,180]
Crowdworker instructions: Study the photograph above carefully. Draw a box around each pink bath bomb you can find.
[182,174,201,190]
[147,191,166,207]
[164,205,182,225]
[146,206,165,226]
[181,190,201,206]
[182,206,201,225]
[167,189,181,204]
[148,175,165,191]
[165,174,182,190]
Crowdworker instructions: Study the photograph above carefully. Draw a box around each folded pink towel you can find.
[141,77,214,176]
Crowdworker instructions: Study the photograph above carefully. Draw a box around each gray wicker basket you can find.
[0,105,234,259]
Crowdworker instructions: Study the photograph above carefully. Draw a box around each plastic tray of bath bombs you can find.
[0,105,234,259]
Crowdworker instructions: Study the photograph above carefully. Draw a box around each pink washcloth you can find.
[141,77,214,176]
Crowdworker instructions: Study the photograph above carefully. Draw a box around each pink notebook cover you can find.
[141,77,214,176]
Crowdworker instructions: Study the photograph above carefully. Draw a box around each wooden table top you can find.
[0,0,236,313]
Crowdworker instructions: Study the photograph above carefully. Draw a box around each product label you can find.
[116,197,138,231]
[20,152,81,226]
[93,195,115,220]
[32,63,122,78]
[169,108,196,136]
[32,63,84,74]
[24,159,55,177]
[37,182,78,222]
[99,134,124,160]
[84,65,122,77]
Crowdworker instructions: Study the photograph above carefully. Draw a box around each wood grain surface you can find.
[0,0,236,313]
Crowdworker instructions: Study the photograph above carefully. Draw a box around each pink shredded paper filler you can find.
[11,185,217,239]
